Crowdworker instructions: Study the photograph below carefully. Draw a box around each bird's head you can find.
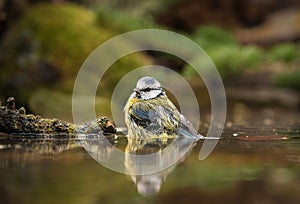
[133,77,164,100]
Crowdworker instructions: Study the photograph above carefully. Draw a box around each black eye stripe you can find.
[143,88,151,92]
[141,87,161,92]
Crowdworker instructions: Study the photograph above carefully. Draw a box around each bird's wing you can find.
[129,99,179,133]
[129,98,202,139]
[178,114,204,139]
[128,107,152,128]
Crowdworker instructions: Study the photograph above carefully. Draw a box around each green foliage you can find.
[0,3,150,108]
[183,26,264,78]
[272,71,300,90]
[192,25,238,48]
[0,3,112,98]
[95,7,157,33]
[268,44,299,90]
[16,3,112,76]
[94,0,181,33]
[183,25,299,80]
[268,43,298,63]
[94,0,178,21]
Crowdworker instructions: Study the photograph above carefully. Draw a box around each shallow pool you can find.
[0,127,300,204]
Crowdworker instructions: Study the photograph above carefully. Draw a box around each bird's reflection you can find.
[79,133,200,197]
[125,136,198,196]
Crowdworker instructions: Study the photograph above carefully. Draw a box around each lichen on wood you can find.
[0,97,116,135]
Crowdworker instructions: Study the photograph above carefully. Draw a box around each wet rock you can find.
[104,120,116,134]
[18,107,26,115]
[0,97,116,135]
[79,117,116,134]
[6,97,16,110]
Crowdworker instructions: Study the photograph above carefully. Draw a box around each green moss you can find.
[0,3,150,106]
[3,3,113,78]
[0,3,108,103]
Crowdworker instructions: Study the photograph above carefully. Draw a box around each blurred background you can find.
[1,1,300,203]
[0,0,299,126]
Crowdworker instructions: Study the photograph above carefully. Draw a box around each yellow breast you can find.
[128,97,139,108]
[124,97,139,114]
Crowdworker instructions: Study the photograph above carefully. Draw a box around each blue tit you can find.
[124,76,201,140]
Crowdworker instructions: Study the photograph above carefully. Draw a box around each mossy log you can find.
[0,97,116,135]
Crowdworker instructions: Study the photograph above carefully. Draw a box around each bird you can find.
[124,76,202,140]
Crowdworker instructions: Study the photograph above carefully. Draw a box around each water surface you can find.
[0,127,300,204]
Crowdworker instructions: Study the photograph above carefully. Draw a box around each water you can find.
[0,127,300,204]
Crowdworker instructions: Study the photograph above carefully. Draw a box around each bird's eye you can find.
[143,88,151,92]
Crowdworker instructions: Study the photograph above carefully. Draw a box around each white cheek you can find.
[141,90,162,100]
